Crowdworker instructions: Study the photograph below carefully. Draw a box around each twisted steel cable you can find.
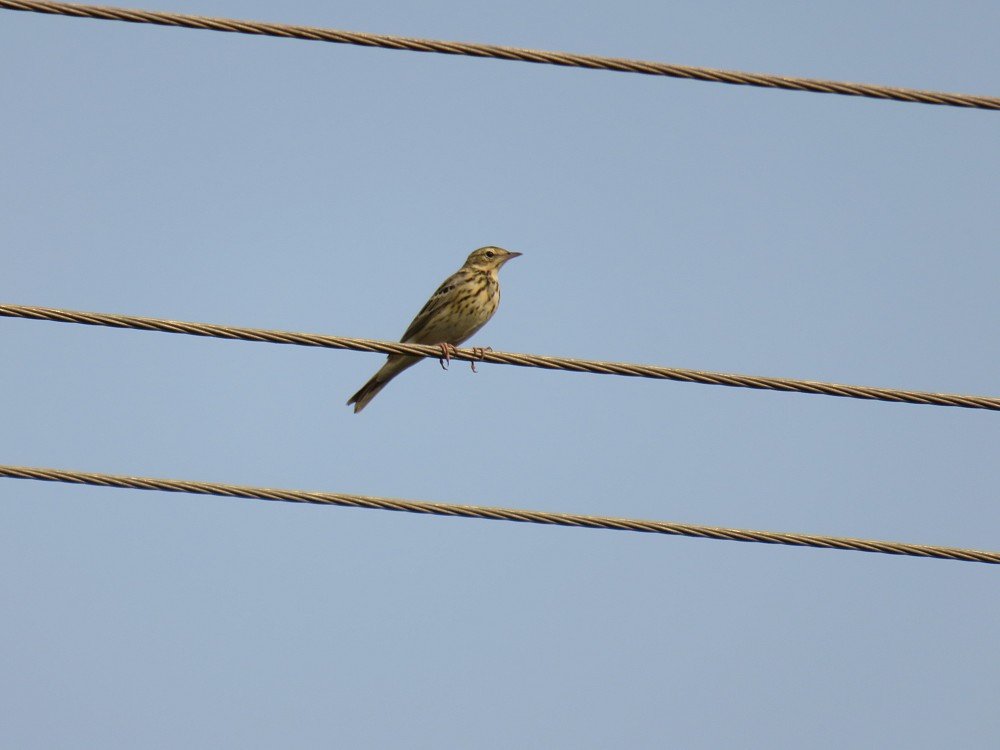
[2,302,999,411]
[3,464,997,564]
[2,0,999,110]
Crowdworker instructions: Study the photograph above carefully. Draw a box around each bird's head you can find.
[463,246,522,272]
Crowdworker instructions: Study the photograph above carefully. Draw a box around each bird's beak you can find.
[506,251,523,259]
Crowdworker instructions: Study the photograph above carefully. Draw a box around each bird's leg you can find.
[437,343,457,370]
[470,346,493,373]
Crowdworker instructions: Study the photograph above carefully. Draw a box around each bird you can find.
[347,246,522,413]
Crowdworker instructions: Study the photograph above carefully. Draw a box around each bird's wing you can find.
[400,272,462,343]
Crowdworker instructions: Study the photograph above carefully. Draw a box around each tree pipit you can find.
[347,246,521,413]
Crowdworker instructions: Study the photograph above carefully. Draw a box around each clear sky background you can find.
[2,1,999,747]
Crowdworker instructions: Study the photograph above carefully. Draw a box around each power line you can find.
[3,302,998,412]
[4,464,997,564]
[2,0,998,111]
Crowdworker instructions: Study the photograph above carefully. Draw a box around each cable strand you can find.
[3,302,998,411]
[3,464,997,564]
[2,0,998,110]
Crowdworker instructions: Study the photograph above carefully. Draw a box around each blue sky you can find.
[2,1,999,747]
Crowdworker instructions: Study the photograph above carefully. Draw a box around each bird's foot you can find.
[437,342,458,370]
[470,346,493,373]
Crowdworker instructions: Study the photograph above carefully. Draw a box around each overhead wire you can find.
[2,0,999,110]
[3,464,997,565]
[2,302,998,412]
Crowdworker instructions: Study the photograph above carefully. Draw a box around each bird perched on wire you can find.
[347,246,522,413]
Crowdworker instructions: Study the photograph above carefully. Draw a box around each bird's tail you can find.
[346,355,419,413]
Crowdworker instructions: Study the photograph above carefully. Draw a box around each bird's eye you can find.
[485,250,495,258]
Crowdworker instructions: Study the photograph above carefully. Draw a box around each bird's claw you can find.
[437,343,458,370]
[470,346,493,374]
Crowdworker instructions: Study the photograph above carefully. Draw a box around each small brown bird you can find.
[347,246,522,413]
